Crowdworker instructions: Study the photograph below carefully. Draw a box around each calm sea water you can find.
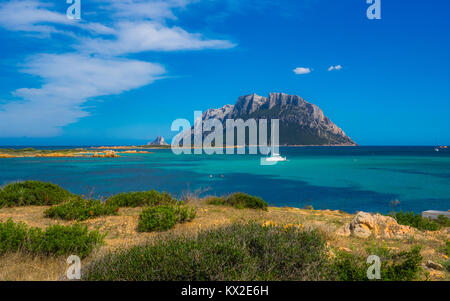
[0,146,449,214]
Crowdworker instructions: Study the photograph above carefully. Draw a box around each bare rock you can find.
[426,260,444,271]
[336,211,414,239]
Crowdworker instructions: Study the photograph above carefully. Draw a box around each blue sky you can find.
[0,0,449,146]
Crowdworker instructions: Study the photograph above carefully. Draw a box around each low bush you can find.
[389,211,450,231]
[0,219,104,258]
[382,246,423,280]
[332,245,423,281]
[84,223,328,280]
[435,215,450,228]
[0,219,30,254]
[206,193,268,210]
[137,204,196,232]
[84,223,424,281]
[330,251,368,281]
[444,261,450,273]
[0,181,75,208]
[443,241,450,272]
[105,190,177,208]
[44,198,119,221]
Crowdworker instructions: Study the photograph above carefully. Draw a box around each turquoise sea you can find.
[0,146,449,214]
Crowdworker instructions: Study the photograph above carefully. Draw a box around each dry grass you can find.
[0,252,67,281]
[0,200,448,281]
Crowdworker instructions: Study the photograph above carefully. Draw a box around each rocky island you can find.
[147,136,169,146]
[199,93,356,146]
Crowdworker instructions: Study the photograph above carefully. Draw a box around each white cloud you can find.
[79,21,235,55]
[0,54,166,137]
[0,0,66,33]
[293,67,311,75]
[0,0,114,36]
[0,0,235,137]
[328,65,342,71]
[106,0,192,21]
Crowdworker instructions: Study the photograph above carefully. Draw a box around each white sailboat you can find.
[265,149,287,162]
[262,139,287,162]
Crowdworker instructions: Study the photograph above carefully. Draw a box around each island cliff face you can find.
[201,93,356,146]
[148,136,169,146]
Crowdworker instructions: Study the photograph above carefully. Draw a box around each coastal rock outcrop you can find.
[336,212,414,239]
[426,260,444,271]
[92,150,119,158]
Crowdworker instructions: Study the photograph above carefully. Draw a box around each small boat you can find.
[265,152,287,162]
[261,141,287,163]
[434,147,440,152]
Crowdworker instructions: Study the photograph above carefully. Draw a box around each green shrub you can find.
[442,240,450,272]
[444,261,450,273]
[37,224,105,258]
[435,215,450,228]
[330,251,368,281]
[331,245,423,281]
[444,240,450,273]
[84,222,425,281]
[204,196,227,204]
[105,190,177,208]
[84,223,329,281]
[389,211,449,231]
[382,246,423,281]
[137,204,196,232]
[207,193,268,210]
[444,240,450,257]
[0,181,75,208]
[44,198,119,221]
[0,219,31,254]
[0,219,104,258]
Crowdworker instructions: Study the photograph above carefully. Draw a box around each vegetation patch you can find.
[0,219,104,258]
[0,148,81,156]
[137,204,196,232]
[84,223,423,281]
[0,147,37,153]
[435,215,450,228]
[84,223,328,280]
[206,193,268,210]
[333,245,423,281]
[0,181,75,208]
[44,198,119,221]
[105,190,177,208]
[389,211,450,231]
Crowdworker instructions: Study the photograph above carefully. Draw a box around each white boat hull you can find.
[264,156,287,162]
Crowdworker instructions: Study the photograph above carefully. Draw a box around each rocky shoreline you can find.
[0,148,152,158]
